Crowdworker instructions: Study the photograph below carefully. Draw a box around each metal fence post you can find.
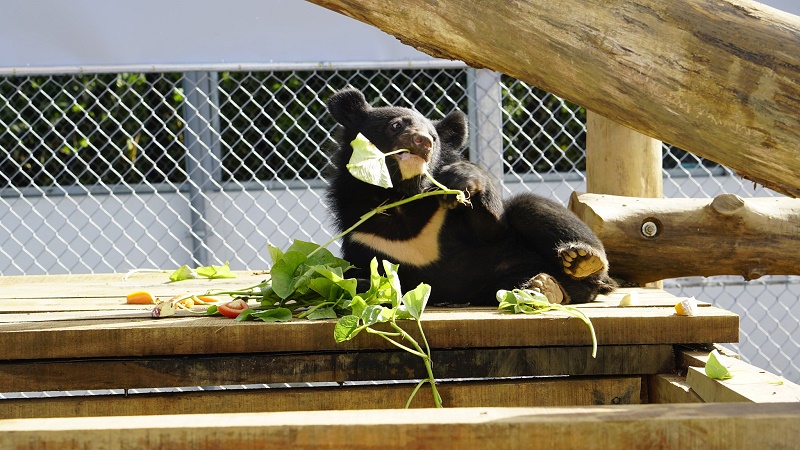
[182,71,222,266]
[467,69,504,191]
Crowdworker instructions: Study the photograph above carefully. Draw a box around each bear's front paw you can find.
[558,242,608,279]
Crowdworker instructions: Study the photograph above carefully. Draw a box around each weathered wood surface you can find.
[0,345,674,392]
[684,353,800,403]
[0,377,642,419]
[0,304,737,360]
[305,0,800,197]
[0,273,738,361]
[647,374,704,404]
[570,192,800,283]
[586,112,663,198]
[3,403,799,449]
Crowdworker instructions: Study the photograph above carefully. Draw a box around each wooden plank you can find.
[0,271,269,301]
[0,288,708,319]
[0,304,738,360]
[306,0,800,197]
[686,365,800,403]
[0,376,641,419]
[0,273,697,312]
[2,403,799,449]
[677,345,740,370]
[0,345,674,392]
[647,374,703,404]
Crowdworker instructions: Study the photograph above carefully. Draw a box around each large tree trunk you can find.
[306,0,800,197]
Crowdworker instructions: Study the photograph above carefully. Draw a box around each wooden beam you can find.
[2,403,799,449]
[0,345,674,392]
[305,0,800,197]
[0,377,642,419]
[570,192,800,283]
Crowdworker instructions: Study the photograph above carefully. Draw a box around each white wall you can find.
[0,0,434,73]
[3,0,796,74]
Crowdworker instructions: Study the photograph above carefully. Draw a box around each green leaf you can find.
[347,133,396,189]
[705,350,733,380]
[382,260,402,308]
[306,306,338,320]
[348,296,368,318]
[195,261,236,279]
[497,288,597,358]
[286,239,322,257]
[267,244,284,265]
[205,305,220,315]
[169,264,198,281]
[361,305,389,327]
[309,276,335,299]
[334,315,362,343]
[270,251,308,298]
[312,266,358,298]
[249,307,293,323]
[402,283,431,320]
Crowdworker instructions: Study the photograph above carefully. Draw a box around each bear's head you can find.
[326,87,468,195]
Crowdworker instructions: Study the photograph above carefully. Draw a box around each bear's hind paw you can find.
[524,273,568,305]
[558,242,608,279]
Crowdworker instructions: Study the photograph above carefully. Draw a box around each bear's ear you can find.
[326,88,371,129]
[435,110,469,151]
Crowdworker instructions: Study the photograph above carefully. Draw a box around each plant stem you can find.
[391,320,442,408]
[367,328,428,358]
[309,188,462,258]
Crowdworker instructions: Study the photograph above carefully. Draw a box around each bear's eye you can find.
[390,121,402,131]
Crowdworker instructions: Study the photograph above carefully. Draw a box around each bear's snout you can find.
[406,132,433,160]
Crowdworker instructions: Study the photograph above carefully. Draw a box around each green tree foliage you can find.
[0,73,186,189]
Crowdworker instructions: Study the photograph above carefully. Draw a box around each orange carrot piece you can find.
[126,291,156,304]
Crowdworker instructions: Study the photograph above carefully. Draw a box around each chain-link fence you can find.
[1,64,798,384]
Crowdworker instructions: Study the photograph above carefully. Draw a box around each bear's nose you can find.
[412,133,433,156]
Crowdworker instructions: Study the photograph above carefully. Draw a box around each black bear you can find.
[325,87,615,306]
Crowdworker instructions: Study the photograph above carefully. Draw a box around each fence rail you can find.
[1,63,797,384]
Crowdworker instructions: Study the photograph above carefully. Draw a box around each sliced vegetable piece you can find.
[126,291,156,304]
[217,299,250,319]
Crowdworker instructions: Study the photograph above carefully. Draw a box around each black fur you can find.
[325,87,615,306]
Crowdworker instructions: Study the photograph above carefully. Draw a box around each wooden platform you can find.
[1,271,797,448]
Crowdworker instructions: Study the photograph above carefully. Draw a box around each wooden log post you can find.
[570,192,800,284]
[584,112,664,286]
[585,112,663,198]
[306,0,800,197]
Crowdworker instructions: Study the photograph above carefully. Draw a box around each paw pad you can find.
[528,273,566,304]
[558,243,607,279]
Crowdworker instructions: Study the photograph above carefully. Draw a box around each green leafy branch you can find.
[497,289,598,358]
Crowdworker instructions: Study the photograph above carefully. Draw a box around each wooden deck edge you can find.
[1,403,798,449]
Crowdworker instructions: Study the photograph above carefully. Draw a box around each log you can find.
[569,192,800,283]
[306,0,800,197]
[586,112,663,198]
